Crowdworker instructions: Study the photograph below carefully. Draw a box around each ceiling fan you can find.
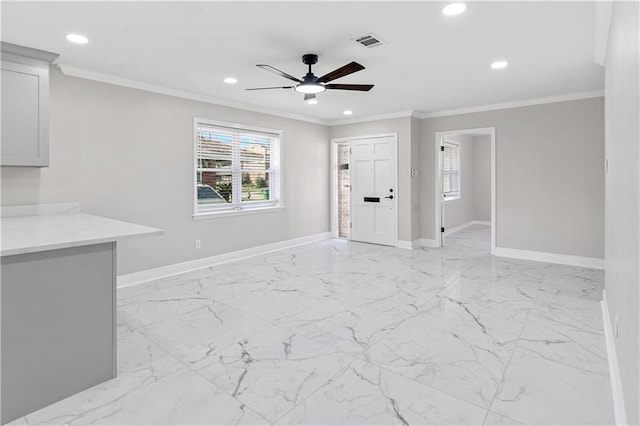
[247,54,374,102]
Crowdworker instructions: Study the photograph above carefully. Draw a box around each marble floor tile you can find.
[364,311,513,408]
[278,299,411,355]
[16,226,612,425]
[223,286,329,323]
[138,302,271,365]
[539,264,604,301]
[35,370,268,425]
[277,358,487,425]
[490,345,613,425]
[117,285,213,329]
[4,417,29,425]
[194,326,353,423]
[408,293,530,347]
[482,411,524,425]
[179,272,271,301]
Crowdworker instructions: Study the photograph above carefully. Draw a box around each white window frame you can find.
[442,141,461,201]
[193,118,283,218]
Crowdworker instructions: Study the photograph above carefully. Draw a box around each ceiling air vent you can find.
[354,34,384,48]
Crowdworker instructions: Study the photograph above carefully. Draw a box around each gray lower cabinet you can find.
[1,43,58,167]
[1,243,117,424]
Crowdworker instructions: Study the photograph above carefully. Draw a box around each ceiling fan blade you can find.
[245,86,295,90]
[256,64,302,83]
[304,93,316,101]
[316,62,365,83]
[325,83,374,91]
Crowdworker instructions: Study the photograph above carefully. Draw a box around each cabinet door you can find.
[1,61,49,167]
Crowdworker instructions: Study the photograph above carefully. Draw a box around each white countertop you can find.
[1,213,163,256]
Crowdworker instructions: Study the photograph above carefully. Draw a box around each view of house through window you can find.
[442,141,460,200]
[195,120,281,214]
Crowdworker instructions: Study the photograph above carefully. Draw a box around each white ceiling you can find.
[2,1,603,122]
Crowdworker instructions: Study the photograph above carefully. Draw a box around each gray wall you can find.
[329,117,420,242]
[472,135,491,221]
[1,69,331,275]
[604,1,639,422]
[421,97,605,258]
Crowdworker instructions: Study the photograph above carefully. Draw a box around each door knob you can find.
[385,195,394,199]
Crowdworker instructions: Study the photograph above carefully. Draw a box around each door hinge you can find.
[441,227,445,233]
[440,145,445,152]
[350,222,353,228]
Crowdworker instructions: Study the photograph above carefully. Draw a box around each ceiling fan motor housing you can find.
[302,54,319,65]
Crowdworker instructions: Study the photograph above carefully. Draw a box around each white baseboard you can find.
[117,232,331,288]
[420,238,440,248]
[601,290,628,425]
[494,247,604,269]
[397,239,421,249]
[472,220,491,226]
[443,220,491,236]
[444,221,473,236]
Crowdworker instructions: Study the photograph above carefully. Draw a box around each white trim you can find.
[442,220,490,237]
[59,64,328,126]
[472,220,491,226]
[417,91,604,119]
[329,110,416,126]
[419,238,439,248]
[193,206,284,220]
[593,0,613,66]
[601,290,628,426]
[443,221,473,236]
[494,247,604,269]
[397,239,421,250]
[59,65,603,127]
[117,232,331,288]
[434,127,496,255]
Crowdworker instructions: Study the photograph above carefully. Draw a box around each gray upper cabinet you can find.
[1,43,58,167]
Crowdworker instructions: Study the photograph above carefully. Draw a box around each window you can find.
[442,141,460,200]
[194,119,281,216]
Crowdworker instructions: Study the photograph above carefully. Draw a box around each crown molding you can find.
[328,110,417,126]
[57,64,330,126]
[415,90,604,119]
[57,64,604,127]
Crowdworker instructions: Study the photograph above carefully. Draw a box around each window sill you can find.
[444,196,461,203]
[193,205,284,220]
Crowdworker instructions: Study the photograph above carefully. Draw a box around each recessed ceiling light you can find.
[307,98,318,105]
[442,3,467,16]
[490,60,509,69]
[223,77,238,84]
[343,110,353,116]
[65,34,88,44]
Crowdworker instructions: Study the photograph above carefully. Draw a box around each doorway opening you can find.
[434,127,496,254]
[331,134,398,246]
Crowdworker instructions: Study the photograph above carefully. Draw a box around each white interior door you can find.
[350,135,397,246]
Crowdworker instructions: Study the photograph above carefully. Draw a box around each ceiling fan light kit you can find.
[248,53,374,101]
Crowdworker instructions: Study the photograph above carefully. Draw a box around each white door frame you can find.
[330,133,399,245]
[434,127,496,254]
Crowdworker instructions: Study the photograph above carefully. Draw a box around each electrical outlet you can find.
[614,315,619,338]
[195,239,201,249]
